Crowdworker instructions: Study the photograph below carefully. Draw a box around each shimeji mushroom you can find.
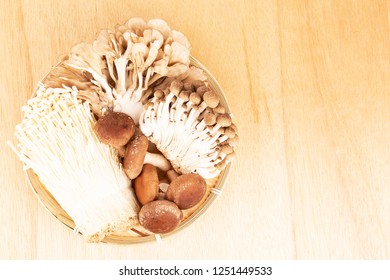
[57,18,193,124]
[139,80,238,179]
[123,134,171,179]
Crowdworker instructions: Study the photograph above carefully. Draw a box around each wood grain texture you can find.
[1,0,389,259]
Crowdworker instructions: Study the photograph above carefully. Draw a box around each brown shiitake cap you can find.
[138,200,183,234]
[213,103,226,114]
[123,134,149,179]
[204,112,217,126]
[170,80,183,95]
[94,111,135,148]
[216,113,232,127]
[203,91,219,108]
[134,164,159,205]
[166,173,207,210]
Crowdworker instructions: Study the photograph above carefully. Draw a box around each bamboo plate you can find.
[26,56,233,244]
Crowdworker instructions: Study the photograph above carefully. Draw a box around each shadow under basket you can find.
[26,57,233,244]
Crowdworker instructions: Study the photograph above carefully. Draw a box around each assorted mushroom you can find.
[25,17,239,237]
[93,110,218,234]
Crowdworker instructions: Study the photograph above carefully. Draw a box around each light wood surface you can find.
[1,0,389,259]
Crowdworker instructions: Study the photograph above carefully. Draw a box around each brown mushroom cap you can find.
[204,112,217,126]
[123,134,148,179]
[134,164,159,205]
[203,90,219,108]
[94,111,135,148]
[189,92,202,105]
[193,80,205,89]
[216,113,232,127]
[213,103,226,114]
[170,80,183,95]
[183,82,194,91]
[166,173,207,209]
[138,200,182,234]
[196,85,209,96]
[178,90,190,101]
[224,126,236,138]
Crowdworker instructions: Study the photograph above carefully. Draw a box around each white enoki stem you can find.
[12,87,139,241]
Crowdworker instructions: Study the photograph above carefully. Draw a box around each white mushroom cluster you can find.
[139,80,238,179]
[44,18,192,123]
[10,86,139,242]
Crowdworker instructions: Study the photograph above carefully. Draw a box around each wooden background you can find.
[1,0,389,259]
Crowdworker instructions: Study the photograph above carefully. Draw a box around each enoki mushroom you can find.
[9,86,139,242]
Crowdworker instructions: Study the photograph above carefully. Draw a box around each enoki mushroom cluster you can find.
[11,87,139,241]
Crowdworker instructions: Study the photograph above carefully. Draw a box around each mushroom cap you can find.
[204,112,217,126]
[216,113,232,127]
[203,91,219,108]
[170,80,183,95]
[134,164,159,205]
[123,134,149,179]
[166,173,207,209]
[94,111,135,147]
[138,200,182,234]
[213,103,226,114]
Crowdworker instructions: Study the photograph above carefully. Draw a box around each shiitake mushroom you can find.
[94,111,135,148]
[138,200,182,234]
[166,173,206,210]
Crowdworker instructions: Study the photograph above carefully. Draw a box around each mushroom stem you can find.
[144,152,171,171]
[167,169,179,182]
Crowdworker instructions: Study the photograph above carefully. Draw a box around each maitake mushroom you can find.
[139,79,238,179]
[43,18,195,123]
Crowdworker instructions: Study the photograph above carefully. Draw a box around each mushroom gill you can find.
[139,80,238,179]
[43,18,197,124]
